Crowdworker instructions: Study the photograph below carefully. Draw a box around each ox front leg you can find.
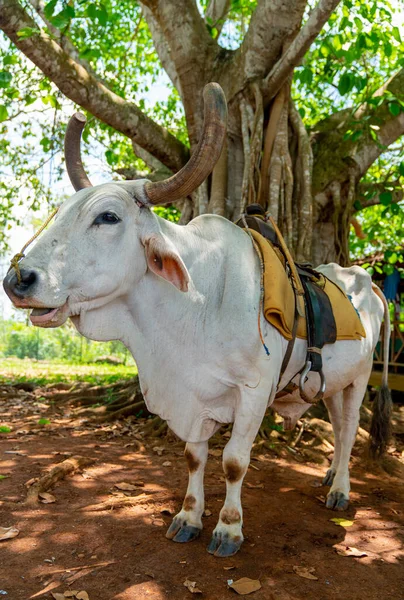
[166,441,208,543]
[208,404,266,557]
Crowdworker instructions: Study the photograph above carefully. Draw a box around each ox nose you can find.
[3,268,38,299]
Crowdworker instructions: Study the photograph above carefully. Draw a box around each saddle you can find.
[237,204,365,403]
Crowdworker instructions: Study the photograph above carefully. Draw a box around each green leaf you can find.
[38,418,50,425]
[0,105,8,122]
[300,68,313,85]
[384,41,392,57]
[338,73,352,95]
[50,6,75,29]
[383,264,394,276]
[379,191,392,206]
[388,102,401,116]
[387,252,398,264]
[392,26,401,43]
[0,475,9,480]
[85,3,98,20]
[399,162,404,177]
[0,71,12,88]
[350,130,363,142]
[0,425,11,433]
[366,266,374,276]
[16,27,40,39]
[3,55,18,66]
[97,3,108,26]
[44,0,58,19]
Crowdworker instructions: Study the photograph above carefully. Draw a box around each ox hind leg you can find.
[166,441,208,542]
[207,393,268,557]
[323,391,343,487]
[324,373,369,511]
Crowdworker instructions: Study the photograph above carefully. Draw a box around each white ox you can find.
[3,84,391,558]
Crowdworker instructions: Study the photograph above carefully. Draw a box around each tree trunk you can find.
[1,0,403,267]
[176,84,354,266]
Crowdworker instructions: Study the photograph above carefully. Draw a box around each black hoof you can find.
[173,525,201,543]
[166,517,181,539]
[326,490,349,511]
[322,469,336,487]
[207,532,243,557]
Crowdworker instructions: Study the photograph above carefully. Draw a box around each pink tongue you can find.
[30,308,58,324]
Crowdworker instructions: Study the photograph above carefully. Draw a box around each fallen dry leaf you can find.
[208,448,222,457]
[39,492,56,504]
[152,446,164,456]
[114,482,137,491]
[310,480,323,488]
[336,546,368,558]
[160,508,173,516]
[183,579,202,594]
[51,594,65,600]
[0,526,19,541]
[245,482,264,489]
[152,519,165,527]
[223,565,235,571]
[63,592,79,597]
[162,461,172,467]
[204,509,212,517]
[330,518,354,528]
[25,477,39,488]
[228,577,261,595]
[249,464,260,471]
[293,566,318,580]
[76,592,90,600]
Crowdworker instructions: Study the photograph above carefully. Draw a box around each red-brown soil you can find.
[0,388,403,600]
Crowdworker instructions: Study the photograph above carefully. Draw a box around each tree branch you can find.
[139,0,217,145]
[0,0,189,172]
[263,0,342,103]
[222,0,306,102]
[312,68,404,194]
[205,0,230,36]
[28,0,95,77]
[140,4,181,93]
[353,69,404,174]
[356,181,403,211]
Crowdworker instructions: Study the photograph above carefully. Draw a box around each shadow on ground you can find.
[0,390,403,600]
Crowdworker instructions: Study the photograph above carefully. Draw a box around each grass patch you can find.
[0,357,137,386]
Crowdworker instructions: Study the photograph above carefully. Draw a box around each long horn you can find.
[65,112,93,191]
[145,82,227,204]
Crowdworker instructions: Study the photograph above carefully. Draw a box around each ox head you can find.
[3,83,227,336]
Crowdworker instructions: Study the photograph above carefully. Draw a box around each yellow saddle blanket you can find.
[248,229,366,342]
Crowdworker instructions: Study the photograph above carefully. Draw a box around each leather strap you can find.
[279,290,299,381]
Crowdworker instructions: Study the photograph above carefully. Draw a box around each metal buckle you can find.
[299,360,326,403]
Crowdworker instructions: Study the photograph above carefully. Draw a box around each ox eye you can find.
[93,211,121,225]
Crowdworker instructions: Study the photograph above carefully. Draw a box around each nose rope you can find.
[9,207,59,285]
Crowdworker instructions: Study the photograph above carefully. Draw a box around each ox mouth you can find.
[30,307,60,324]
[29,302,69,327]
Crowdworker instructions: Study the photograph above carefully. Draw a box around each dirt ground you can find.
[0,386,403,600]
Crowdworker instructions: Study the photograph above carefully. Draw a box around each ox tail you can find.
[369,283,392,459]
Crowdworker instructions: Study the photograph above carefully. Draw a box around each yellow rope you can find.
[9,207,59,284]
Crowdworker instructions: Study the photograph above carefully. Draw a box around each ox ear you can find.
[143,234,189,292]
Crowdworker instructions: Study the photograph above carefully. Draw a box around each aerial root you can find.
[25,455,95,505]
